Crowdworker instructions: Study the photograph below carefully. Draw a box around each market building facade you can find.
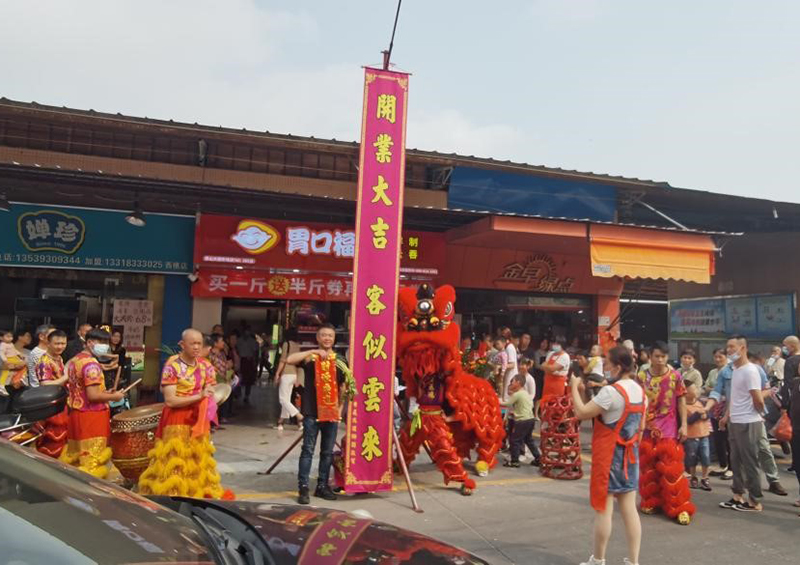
[0,97,734,387]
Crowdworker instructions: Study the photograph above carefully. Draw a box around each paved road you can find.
[214,398,799,565]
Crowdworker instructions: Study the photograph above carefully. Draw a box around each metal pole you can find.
[258,433,303,475]
[393,426,423,513]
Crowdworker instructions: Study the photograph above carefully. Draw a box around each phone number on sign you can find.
[1,253,187,271]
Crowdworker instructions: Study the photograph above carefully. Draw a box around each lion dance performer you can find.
[34,329,70,459]
[638,340,695,525]
[61,328,125,478]
[138,329,233,499]
[396,284,504,495]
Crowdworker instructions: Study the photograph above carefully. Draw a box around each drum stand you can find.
[258,400,423,513]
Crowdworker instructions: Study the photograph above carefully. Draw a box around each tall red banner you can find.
[344,68,409,492]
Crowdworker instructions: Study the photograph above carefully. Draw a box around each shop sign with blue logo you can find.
[1,204,194,274]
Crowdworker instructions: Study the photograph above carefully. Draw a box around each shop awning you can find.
[589,224,716,284]
[445,215,588,254]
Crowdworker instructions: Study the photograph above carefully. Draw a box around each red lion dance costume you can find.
[396,283,505,495]
[638,365,695,525]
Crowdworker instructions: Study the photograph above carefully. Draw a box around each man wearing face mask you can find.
[60,328,125,479]
[706,346,788,496]
[765,346,785,385]
[778,335,800,500]
[781,336,800,392]
[718,335,768,512]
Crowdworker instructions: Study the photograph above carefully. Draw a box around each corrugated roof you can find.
[0,159,738,237]
[0,97,671,189]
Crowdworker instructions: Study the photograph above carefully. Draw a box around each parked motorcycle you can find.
[0,386,67,446]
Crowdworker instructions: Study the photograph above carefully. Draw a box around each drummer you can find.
[137,328,233,499]
[61,328,125,478]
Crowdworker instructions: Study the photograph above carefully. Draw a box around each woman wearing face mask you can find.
[571,346,646,565]
[541,337,571,403]
[765,346,785,386]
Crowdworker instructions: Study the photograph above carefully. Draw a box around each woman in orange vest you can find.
[570,346,646,565]
[541,337,571,403]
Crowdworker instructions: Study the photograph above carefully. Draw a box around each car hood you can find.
[156,497,489,565]
[0,440,214,564]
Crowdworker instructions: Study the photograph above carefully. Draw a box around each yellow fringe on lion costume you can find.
[137,400,233,500]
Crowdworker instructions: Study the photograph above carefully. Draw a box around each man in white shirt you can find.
[720,335,766,513]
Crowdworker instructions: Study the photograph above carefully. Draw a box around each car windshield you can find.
[0,440,215,564]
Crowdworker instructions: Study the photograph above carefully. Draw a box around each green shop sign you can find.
[1,204,194,274]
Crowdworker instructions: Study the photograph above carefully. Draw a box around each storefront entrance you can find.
[221,298,351,354]
[0,267,149,334]
[457,289,595,347]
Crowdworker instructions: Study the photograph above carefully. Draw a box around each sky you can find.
[2,0,799,202]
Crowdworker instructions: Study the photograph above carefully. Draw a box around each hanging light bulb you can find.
[125,197,146,227]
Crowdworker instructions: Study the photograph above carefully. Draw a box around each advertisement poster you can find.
[670,294,795,340]
[756,295,795,338]
[724,297,757,335]
[669,299,725,338]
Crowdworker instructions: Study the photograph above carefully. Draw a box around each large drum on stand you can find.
[110,403,164,483]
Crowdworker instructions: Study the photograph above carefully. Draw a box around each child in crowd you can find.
[585,345,607,397]
[518,357,537,402]
[490,337,508,395]
[0,330,27,391]
[679,349,703,390]
[683,380,712,491]
[0,330,17,366]
[502,373,540,468]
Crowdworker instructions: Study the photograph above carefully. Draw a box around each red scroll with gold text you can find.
[344,68,409,493]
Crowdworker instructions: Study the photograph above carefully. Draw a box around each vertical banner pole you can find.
[344,68,410,493]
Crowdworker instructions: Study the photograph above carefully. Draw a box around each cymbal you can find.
[213,383,232,405]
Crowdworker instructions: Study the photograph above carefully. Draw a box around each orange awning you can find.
[590,224,716,284]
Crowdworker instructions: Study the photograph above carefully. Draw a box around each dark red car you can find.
[0,439,488,564]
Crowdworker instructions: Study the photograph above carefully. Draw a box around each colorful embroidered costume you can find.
[34,353,69,459]
[60,351,114,478]
[638,366,695,524]
[396,284,505,494]
[138,356,233,499]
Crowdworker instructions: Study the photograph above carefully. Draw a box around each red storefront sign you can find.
[191,213,443,300]
[194,214,442,272]
[193,268,354,301]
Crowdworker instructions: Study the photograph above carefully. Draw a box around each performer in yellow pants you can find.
[61,328,125,478]
[138,329,233,499]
